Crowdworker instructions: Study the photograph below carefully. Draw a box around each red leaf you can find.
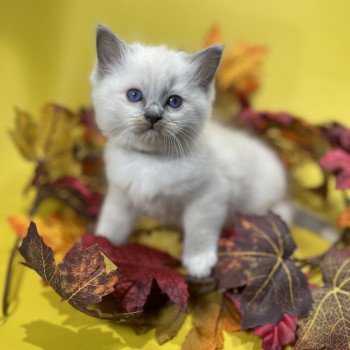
[237,108,292,129]
[82,235,189,313]
[253,313,298,350]
[322,122,350,152]
[54,177,103,216]
[319,148,350,189]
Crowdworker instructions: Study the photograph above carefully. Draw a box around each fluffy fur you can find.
[91,25,291,277]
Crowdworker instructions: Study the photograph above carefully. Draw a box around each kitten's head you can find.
[91,25,223,156]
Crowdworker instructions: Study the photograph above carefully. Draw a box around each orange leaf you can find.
[337,208,350,228]
[182,291,240,350]
[8,213,86,261]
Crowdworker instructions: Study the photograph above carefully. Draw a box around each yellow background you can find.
[0,1,348,349]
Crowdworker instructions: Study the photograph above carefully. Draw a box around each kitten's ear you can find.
[189,45,224,88]
[96,24,128,76]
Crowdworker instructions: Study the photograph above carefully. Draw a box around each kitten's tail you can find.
[272,200,339,242]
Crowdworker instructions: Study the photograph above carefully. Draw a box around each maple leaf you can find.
[296,249,350,350]
[203,25,266,97]
[320,148,350,189]
[182,291,240,350]
[8,213,86,262]
[9,104,82,182]
[253,313,298,350]
[19,222,119,318]
[82,235,189,313]
[214,212,312,329]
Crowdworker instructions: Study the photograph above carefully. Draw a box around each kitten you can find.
[90,25,291,278]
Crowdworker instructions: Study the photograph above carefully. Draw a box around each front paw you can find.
[183,250,218,278]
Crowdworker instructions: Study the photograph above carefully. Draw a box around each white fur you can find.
[91,28,290,277]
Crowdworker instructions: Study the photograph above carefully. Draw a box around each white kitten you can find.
[90,25,291,278]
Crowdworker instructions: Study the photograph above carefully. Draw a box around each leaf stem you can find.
[1,192,42,317]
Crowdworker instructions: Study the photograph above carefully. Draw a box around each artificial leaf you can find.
[154,303,187,345]
[10,104,82,181]
[53,177,103,217]
[182,291,240,350]
[82,235,189,313]
[19,222,119,318]
[8,213,86,261]
[253,313,298,350]
[338,207,350,229]
[236,107,329,167]
[214,212,312,329]
[204,25,266,97]
[322,122,350,152]
[320,148,350,189]
[296,249,350,349]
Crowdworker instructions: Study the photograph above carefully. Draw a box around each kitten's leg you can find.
[182,195,227,278]
[96,186,137,244]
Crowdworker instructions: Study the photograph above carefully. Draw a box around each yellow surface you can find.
[0,1,349,349]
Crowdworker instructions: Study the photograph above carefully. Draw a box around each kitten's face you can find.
[91,25,223,156]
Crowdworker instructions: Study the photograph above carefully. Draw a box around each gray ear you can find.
[189,45,224,88]
[96,24,128,76]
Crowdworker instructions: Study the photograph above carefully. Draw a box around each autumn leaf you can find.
[154,303,187,345]
[53,177,103,217]
[8,213,86,262]
[338,208,350,229]
[320,148,350,189]
[214,212,312,329]
[182,291,240,350]
[296,249,350,350]
[19,222,119,318]
[82,235,189,313]
[322,122,350,152]
[203,25,266,98]
[253,313,298,350]
[9,104,82,181]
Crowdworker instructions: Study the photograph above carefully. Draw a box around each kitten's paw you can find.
[183,250,218,278]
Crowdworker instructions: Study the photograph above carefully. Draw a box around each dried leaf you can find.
[9,104,82,182]
[214,212,312,329]
[8,213,86,261]
[155,303,187,345]
[82,235,189,313]
[320,148,350,189]
[19,222,118,318]
[296,249,350,350]
[182,291,240,350]
[253,313,298,350]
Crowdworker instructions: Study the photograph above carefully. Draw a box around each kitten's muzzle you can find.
[144,113,163,125]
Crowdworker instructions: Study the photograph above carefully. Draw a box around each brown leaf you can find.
[155,303,187,345]
[19,222,119,318]
[214,213,312,329]
[182,291,240,350]
[296,249,350,350]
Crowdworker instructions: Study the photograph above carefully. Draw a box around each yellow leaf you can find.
[9,103,83,181]
[182,291,240,350]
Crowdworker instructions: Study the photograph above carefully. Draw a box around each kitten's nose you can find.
[145,113,162,125]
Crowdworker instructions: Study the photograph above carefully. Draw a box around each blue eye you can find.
[167,95,182,108]
[127,89,143,102]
